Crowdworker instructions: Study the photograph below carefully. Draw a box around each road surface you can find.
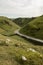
[14,29,43,43]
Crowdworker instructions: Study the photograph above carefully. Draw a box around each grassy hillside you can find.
[0,16,43,65]
[12,17,35,27]
[20,15,43,40]
[0,16,19,36]
[0,34,43,65]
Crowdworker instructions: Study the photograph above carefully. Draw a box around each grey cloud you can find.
[0,0,43,18]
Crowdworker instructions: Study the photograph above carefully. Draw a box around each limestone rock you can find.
[21,56,27,61]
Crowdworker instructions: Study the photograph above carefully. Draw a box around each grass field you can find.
[12,17,35,27]
[20,15,43,40]
[0,34,43,65]
[0,16,43,65]
[0,16,19,36]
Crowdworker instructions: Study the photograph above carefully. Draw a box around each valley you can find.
[0,16,43,65]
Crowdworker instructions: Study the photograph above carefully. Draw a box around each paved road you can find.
[14,29,43,43]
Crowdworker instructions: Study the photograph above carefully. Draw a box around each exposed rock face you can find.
[29,48,36,52]
[6,38,11,43]
[21,56,27,61]
[27,48,36,52]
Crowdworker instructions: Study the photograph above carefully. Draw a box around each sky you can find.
[0,0,43,18]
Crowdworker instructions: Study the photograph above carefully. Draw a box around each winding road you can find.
[14,29,43,44]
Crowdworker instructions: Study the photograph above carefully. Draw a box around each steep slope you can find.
[12,17,35,27]
[0,34,43,65]
[20,15,43,40]
[0,16,43,65]
[0,16,19,36]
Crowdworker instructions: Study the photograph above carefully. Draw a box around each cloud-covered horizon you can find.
[0,0,43,18]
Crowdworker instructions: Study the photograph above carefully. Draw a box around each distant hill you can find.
[12,17,35,27]
[20,15,43,40]
[0,16,19,36]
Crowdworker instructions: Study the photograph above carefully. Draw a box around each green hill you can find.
[0,34,43,65]
[0,16,19,36]
[20,15,43,40]
[12,17,35,27]
[0,16,43,65]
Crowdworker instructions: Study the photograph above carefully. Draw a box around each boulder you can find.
[21,56,27,61]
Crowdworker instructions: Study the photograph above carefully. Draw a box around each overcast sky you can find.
[0,0,43,18]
